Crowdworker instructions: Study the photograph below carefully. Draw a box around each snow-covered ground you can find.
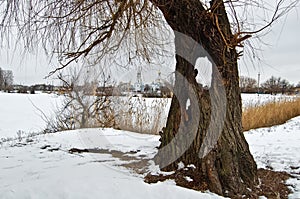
[241,93,298,108]
[1,92,300,198]
[0,128,226,199]
[0,92,62,139]
[245,116,300,198]
[0,92,295,138]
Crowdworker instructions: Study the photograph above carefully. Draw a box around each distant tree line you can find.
[0,67,14,91]
[240,75,300,94]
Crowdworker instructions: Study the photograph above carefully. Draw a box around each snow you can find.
[1,92,300,198]
[241,93,298,108]
[245,116,300,172]
[245,116,300,198]
[0,92,292,138]
[177,162,185,170]
[0,129,224,199]
[0,92,62,139]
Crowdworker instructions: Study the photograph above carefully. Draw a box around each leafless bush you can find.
[44,68,115,133]
[40,64,171,134]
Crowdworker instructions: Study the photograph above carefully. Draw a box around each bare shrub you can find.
[44,68,115,133]
[43,69,171,134]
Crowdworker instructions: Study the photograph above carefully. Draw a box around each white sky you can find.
[0,2,299,86]
[238,4,300,85]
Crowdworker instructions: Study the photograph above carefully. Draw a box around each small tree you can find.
[0,67,3,90]
[239,76,257,93]
[262,76,291,94]
[2,70,13,92]
[45,68,115,132]
[279,79,292,94]
[144,84,151,93]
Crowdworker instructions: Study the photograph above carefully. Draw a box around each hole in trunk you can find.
[195,57,212,88]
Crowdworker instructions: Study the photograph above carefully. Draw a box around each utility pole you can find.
[257,72,260,95]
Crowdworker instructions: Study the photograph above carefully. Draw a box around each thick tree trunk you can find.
[151,0,258,197]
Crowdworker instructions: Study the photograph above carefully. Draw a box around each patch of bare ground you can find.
[68,147,151,174]
[68,148,294,198]
[145,168,292,199]
[145,167,209,192]
[256,168,292,199]
[120,159,151,175]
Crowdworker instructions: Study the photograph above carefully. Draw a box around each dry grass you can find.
[113,96,171,134]
[116,95,300,134]
[243,97,300,131]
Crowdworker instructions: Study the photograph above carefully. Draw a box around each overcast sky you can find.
[238,5,300,85]
[0,2,299,86]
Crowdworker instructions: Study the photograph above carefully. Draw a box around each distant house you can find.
[12,85,29,93]
[30,84,54,93]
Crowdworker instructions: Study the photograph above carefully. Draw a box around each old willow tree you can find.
[0,0,298,197]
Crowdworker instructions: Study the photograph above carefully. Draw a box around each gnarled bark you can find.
[151,0,258,197]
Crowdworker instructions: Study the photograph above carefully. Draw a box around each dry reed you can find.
[242,97,300,131]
